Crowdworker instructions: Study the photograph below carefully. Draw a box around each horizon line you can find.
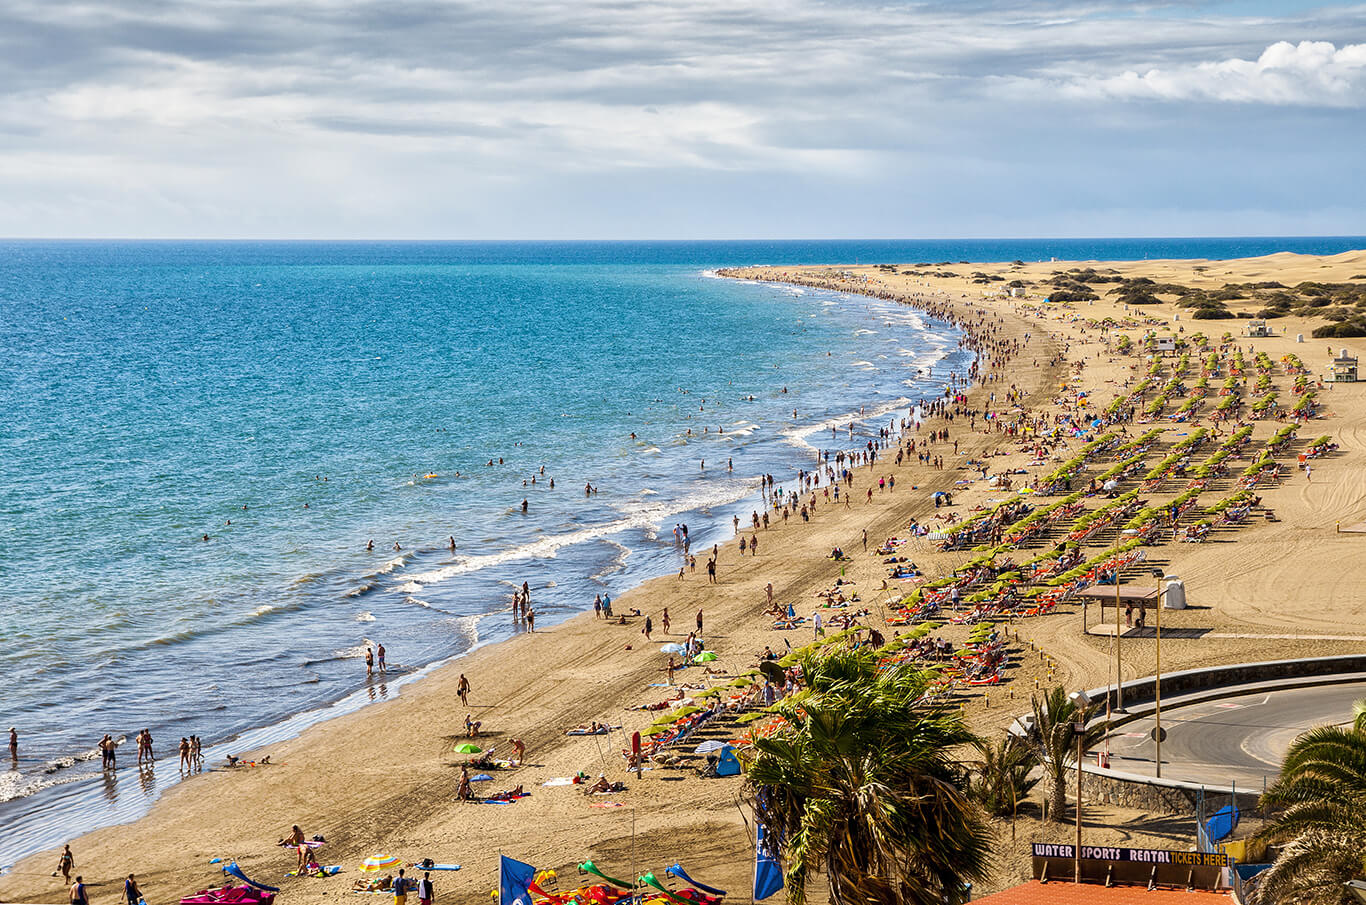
[1,234,1365,244]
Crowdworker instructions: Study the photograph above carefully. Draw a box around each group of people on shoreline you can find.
[89,732,204,772]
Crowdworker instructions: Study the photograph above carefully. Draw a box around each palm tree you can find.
[968,735,1039,818]
[1250,700,1366,905]
[1027,686,1103,822]
[742,646,992,905]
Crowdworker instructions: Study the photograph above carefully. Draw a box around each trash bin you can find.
[1163,577,1187,610]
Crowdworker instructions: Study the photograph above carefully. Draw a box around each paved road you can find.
[1094,681,1366,791]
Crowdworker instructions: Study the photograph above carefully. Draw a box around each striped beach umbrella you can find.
[361,855,404,872]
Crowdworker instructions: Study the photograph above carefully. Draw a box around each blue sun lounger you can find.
[665,864,727,897]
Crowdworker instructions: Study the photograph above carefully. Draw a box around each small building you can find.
[1008,286,1027,298]
[1154,336,1177,353]
[1246,319,1272,338]
[1332,350,1358,383]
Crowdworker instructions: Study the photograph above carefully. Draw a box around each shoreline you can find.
[0,269,1031,904]
[0,276,980,876]
[11,247,1366,902]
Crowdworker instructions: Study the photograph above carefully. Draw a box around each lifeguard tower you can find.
[1246,319,1272,338]
[1332,349,1358,383]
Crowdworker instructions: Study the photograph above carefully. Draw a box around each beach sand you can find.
[7,249,1366,903]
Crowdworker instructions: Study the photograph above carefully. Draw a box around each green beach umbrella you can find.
[736,711,772,724]
[693,651,718,663]
[777,654,798,667]
[697,688,723,698]
[453,743,482,754]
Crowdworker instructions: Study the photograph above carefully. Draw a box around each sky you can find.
[0,0,1363,239]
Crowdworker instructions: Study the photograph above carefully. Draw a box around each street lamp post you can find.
[1153,568,1165,778]
[1114,578,1124,712]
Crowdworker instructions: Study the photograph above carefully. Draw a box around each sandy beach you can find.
[8,248,1366,904]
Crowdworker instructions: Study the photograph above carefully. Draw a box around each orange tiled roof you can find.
[972,881,1230,903]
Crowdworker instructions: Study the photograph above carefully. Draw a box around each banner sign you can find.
[1031,844,1228,868]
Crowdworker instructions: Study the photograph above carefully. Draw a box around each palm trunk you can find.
[1046,771,1068,822]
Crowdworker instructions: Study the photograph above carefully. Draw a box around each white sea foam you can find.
[355,611,376,622]
[780,397,914,454]
[363,555,411,578]
[401,480,754,593]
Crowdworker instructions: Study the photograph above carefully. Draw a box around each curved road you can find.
[1095,681,1366,791]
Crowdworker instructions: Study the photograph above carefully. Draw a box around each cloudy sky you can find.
[0,0,1363,238]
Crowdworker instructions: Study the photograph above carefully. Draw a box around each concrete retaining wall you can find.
[1081,654,1366,713]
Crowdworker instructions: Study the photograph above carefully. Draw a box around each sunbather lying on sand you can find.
[486,785,526,801]
[566,721,618,735]
[585,774,626,795]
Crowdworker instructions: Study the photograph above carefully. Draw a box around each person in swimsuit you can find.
[456,766,473,801]
[124,874,143,905]
[179,738,191,770]
[70,877,89,905]
[377,644,386,673]
[58,845,75,883]
[457,674,470,707]
[365,647,374,677]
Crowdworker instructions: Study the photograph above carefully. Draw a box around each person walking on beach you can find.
[696,609,704,635]
[418,871,434,905]
[393,868,410,905]
[706,559,716,583]
[457,674,471,707]
[525,607,535,632]
[594,594,602,618]
[124,874,144,905]
[57,845,74,883]
[377,643,387,673]
[642,615,653,641]
[661,608,670,634]
[69,876,89,905]
[365,647,374,677]
[179,737,191,770]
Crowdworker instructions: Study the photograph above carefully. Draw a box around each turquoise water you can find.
[0,237,1362,865]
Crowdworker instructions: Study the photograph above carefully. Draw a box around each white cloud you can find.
[0,1,1362,236]
[1060,40,1366,106]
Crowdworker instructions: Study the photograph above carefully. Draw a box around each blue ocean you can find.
[0,237,1361,866]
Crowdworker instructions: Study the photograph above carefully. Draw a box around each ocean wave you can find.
[400,480,754,594]
[362,554,412,579]
[355,611,376,622]
[780,397,914,454]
